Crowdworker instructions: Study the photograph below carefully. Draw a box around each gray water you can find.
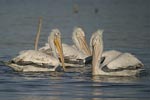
[0,0,150,100]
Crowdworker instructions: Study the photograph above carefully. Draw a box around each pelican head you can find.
[91,30,104,75]
[48,29,66,71]
[72,27,91,56]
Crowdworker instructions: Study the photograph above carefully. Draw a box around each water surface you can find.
[0,0,150,100]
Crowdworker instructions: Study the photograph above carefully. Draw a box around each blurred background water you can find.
[0,0,150,100]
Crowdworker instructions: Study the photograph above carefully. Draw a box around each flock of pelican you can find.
[39,27,91,66]
[5,20,144,77]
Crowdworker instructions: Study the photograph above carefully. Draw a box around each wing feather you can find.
[107,53,143,70]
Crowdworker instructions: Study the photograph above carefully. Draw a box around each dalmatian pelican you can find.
[6,29,66,72]
[91,30,144,76]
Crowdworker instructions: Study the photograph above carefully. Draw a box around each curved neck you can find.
[48,36,58,59]
[92,46,103,75]
[72,34,80,50]
[92,37,103,75]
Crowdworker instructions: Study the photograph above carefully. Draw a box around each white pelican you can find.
[72,27,91,56]
[39,27,91,65]
[91,30,144,76]
[62,27,92,65]
[6,29,66,72]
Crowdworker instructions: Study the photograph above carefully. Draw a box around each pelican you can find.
[62,27,92,65]
[5,29,66,72]
[72,27,91,56]
[39,27,91,65]
[91,30,144,76]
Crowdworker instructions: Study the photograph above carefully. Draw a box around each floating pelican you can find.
[62,27,91,65]
[39,27,91,65]
[6,29,66,72]
[72,27,91,56]
[91,30,144,76]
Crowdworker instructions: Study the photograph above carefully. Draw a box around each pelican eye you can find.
[76,32,81,37]
[76,31,84,37]
[55,32,60,37]
[93,35,101,46]
[92,37,97,46]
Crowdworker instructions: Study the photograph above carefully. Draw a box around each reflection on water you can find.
[0,0,150,100]
[92,75,140,83]
[0,67,150,100]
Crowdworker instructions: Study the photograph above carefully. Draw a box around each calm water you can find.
[0,0,150,100]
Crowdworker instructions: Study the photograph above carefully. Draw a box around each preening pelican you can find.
[6,29,66,72]
[39,27,91,65]
[91,30,144,76]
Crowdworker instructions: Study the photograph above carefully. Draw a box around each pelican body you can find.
[91,30,144,76]
[6,29,65,72]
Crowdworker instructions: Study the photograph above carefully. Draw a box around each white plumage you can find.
[39,43,87,60]
[91,30,144,76]
[62,43,88,60]
[6,29,65,72]
[101,50,122,66]
[39,27,90,65]
[12,50,59,67]
[107,53,143,70]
